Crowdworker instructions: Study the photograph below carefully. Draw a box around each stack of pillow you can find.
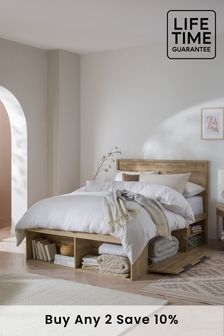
[83,170,205,224]
[114,170,205,197]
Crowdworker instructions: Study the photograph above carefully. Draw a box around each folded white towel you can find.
[148,236,179,258]
[149,248,178,263]
[82,255,98,263]
[82,262,98,267]
[82,261,98,266]
[98,243,127,257]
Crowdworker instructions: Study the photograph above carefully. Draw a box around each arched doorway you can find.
[0,101,11,227]
[0,86,27,232]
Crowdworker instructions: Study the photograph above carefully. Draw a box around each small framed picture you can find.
[201,108,224,140]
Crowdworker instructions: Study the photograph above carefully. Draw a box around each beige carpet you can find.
[0,273,167,305]
[142,253,224,305]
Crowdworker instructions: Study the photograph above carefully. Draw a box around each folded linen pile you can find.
[82,255,98,270]
[191,225,202,234]
[148,236,179,263]
[98,243,127,257]
[97,254,130,278]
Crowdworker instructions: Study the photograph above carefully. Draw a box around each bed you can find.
[16,159,209,280]
[117,159,208,252]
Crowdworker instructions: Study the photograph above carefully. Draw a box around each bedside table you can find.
[216,203,224,241]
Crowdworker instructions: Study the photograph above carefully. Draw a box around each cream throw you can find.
[104,191,136,232]
[104,190,171,239]
[97,254,130,277]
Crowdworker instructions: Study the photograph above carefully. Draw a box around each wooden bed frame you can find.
[26,159,209,280]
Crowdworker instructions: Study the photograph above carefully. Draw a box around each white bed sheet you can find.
[15,189,194,264]
[186,196,204,215]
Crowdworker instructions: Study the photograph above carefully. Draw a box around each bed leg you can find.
[131,245,148,280]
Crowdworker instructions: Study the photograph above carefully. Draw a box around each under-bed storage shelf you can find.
[172,212,207,251]
[26,229,148,280]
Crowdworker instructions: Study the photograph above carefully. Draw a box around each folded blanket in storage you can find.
[149,248,178,263]
[97,254,130,275]
[82,255,98,266]
[98,243,127,257]
[148,236,179,258]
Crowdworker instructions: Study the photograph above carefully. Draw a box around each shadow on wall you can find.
[142,98,224,238]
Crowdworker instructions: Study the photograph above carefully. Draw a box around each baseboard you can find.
[0,217,11,228]
[208,238,219,248]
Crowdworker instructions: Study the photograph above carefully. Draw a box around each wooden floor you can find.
[0,227,222,305]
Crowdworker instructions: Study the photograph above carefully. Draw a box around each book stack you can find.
[31,239,56,262]
[54,254,75,268]
[82,255,98,270]
[191,225,202,234]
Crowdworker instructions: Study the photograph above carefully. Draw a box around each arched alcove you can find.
[0,86,27,232]
[0,101,11,227]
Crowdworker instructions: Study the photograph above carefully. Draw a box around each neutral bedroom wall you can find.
[0,39,80,222]
[0,101,11,227]
[0,37,48,208]
[80,37,224,239]
[47,50,80,196]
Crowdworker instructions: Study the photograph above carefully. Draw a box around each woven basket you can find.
[60,244,74,257]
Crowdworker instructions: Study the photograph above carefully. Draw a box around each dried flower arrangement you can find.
[93,146,122,180]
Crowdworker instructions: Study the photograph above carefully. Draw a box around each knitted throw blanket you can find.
[104,190,171,239]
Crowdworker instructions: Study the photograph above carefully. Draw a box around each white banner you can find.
[0,305,222,336]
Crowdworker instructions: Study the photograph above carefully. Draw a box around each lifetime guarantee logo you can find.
[167,10,216,59]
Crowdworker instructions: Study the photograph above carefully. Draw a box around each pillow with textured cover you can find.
[114,170,139,181]
[122,173,139,181]
[139,172,191,194]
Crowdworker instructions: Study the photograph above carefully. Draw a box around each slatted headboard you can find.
[117,159,209,212]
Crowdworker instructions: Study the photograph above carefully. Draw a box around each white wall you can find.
[0,101,11,227]
[0,39,81,222]
[0,38,48,207]
[47,51,60,196]
[81,38,224,238]
[47,50,80,196]
[58,51,80,194]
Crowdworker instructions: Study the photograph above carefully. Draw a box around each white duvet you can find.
[16,183,194,263]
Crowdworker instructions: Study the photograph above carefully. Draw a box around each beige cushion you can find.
[114,170,158,181]
[139,172,191,194]
[114,170,139,181]
[122,173,139,181]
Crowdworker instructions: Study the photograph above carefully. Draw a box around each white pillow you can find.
[183,182,205,198]
[139,173,191,194]
[114,170,158,181]
[148,185,195,221]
